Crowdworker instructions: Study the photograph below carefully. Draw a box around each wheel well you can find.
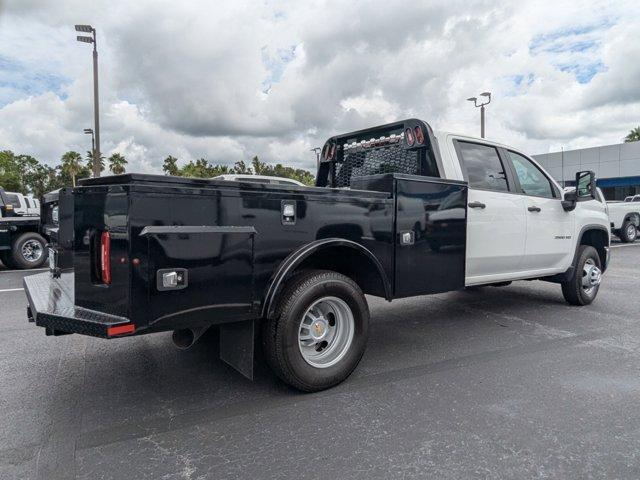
[579,228,608,267]
[624,213,640,226]
[293,245,389,299]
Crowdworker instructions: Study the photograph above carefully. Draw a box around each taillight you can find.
[101,231,111,284]
[414,126,425,144]
[405,128,415,146]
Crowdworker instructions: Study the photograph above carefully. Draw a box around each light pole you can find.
[466,92,491,138]
[310,147,321,169]
[84,128,95,163]
[75,24,101,177]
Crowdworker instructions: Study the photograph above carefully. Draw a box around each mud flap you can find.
[219,319,255,380]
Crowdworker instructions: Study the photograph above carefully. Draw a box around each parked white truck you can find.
[608,200,640,242]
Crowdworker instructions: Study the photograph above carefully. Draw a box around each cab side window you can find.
[457,141,509,192]
[508,151,555,198]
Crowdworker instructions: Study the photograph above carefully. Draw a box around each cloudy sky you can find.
[0,0,639,173]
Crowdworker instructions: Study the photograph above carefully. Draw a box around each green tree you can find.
[251,155,315,185]
[85,150,105,174]
[180,158,233,178]
[0,150,24,191]
[18,155,58,197]
[60,151,85,187]
[108,153,128,175]
[624,126,640,143]
[163,155,179,176]
[233,160,252,174]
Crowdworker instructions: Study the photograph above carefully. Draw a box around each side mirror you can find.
[575,170,596,200]
[562,171,596,212]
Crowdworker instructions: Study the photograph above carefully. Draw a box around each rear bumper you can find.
[24,272,134,338]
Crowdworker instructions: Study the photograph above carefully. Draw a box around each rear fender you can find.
[261,238,391,319]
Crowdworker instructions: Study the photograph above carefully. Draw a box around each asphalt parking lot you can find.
[1,243,640,480]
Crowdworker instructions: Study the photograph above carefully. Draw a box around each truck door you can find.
[394,176,467,297]
[504,150,574,271]
[454,140,527,282]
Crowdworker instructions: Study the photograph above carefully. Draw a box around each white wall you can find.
[533,142,640,182]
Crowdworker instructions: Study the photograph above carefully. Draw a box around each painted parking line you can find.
[0,268,48,274]
[0,288,24,293]
[611,243,640,248]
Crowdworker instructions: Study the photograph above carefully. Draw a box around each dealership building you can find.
[533,141,640,201]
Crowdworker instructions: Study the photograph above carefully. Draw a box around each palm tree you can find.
[85,150,105,174]
[108,153,128,175]
[162,155,179,176]
[60,151,83,186]
[624,127,640,143]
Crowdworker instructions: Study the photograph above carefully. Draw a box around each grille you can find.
[332,137,421,188]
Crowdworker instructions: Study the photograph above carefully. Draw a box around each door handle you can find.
[528,206,541,212]
[468,201,486,209]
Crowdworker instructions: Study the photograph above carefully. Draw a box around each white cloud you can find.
[0,0,639,175]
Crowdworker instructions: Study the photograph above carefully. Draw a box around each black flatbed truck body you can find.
[24,119,468,381]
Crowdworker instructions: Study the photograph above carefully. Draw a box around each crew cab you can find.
[23,119,610,391]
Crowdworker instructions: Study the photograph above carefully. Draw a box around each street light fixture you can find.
[467,92,492,138]
[310,147,321,170]
[75,24,101,177]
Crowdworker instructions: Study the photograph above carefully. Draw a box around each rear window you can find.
[5,193,20,207]
[457,141,509,192]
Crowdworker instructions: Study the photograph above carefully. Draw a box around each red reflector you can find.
[107,324,135,337]
[100,231,111,284]
[414,126,425,144]
[405,128,415,146]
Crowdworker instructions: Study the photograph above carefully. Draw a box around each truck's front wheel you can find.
[11,232,48,269]
[561,245,601,306]
[262,270,369,392]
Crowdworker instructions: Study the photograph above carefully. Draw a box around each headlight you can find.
[52,206,59,223]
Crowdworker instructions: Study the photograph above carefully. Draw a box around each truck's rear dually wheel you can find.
[619,220,637,243]
[262,270,369,392]
[11,232,48,269]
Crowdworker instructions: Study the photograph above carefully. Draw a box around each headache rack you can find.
[315,119,442,189]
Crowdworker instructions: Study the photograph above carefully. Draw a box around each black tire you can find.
[11,232,48,269]
[262,270,369,392]
[561,245,601,306]
[0,250,17,269]
[619,220,637,243]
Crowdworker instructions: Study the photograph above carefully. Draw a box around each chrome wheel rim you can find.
[298,296,355,368]
[627,224,637,240]
[582,258,601,295]
[21,240,43,263]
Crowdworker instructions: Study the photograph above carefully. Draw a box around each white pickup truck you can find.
[608,196,640,242]
[24,120,612,391]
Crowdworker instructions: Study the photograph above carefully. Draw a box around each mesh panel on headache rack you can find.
[333,143,421,188]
